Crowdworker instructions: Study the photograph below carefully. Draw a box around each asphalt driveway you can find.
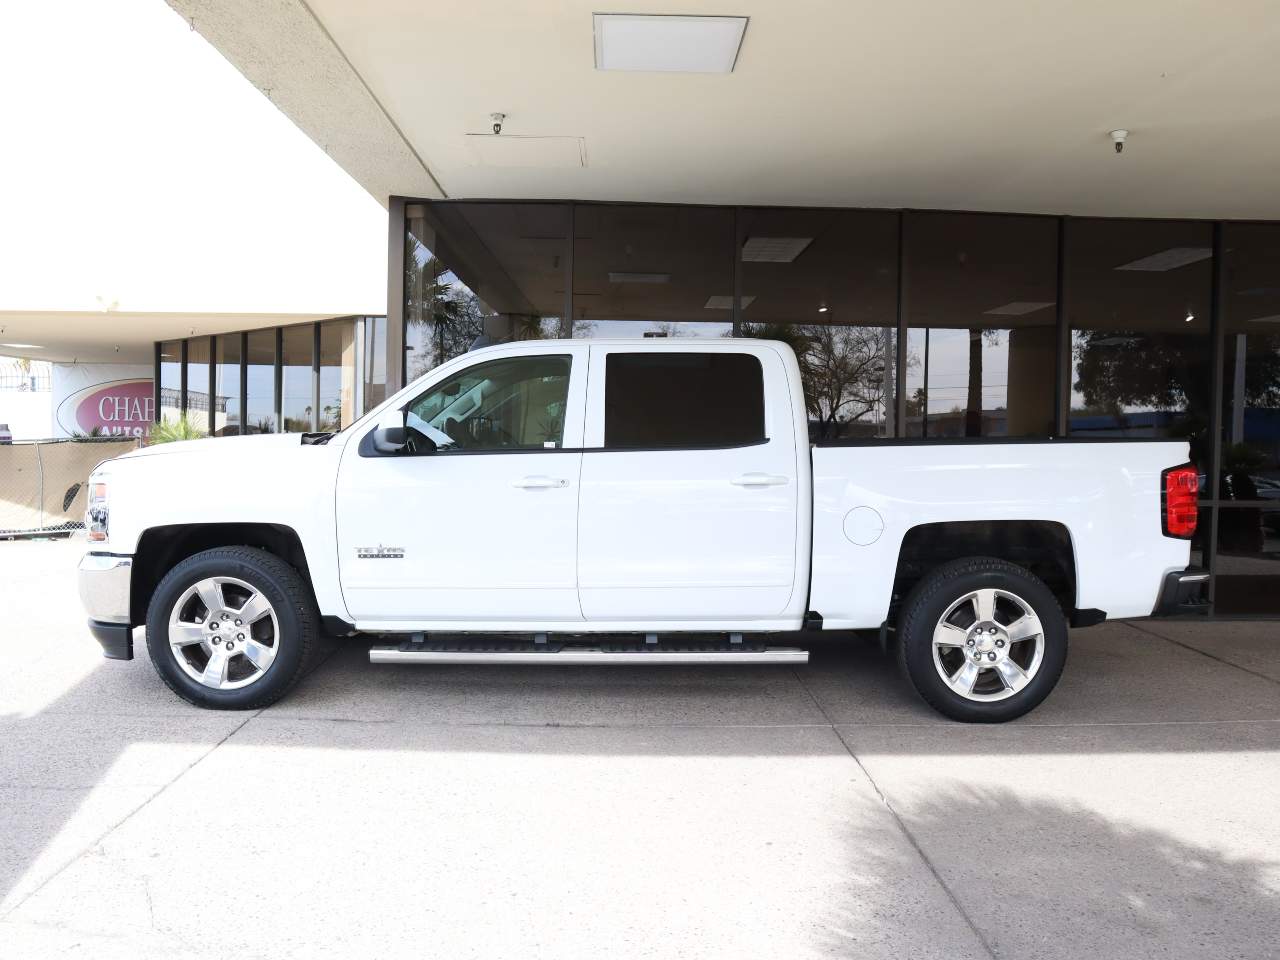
[2,534,1278,958]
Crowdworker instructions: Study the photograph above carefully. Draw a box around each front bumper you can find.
[1151,567,1210,617]
[78,550,133,651]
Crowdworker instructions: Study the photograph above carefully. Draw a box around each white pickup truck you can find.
[78,338,1206,721]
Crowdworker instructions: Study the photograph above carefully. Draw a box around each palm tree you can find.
[405,239,487,376]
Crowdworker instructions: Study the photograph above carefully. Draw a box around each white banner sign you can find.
[52,363,153,439]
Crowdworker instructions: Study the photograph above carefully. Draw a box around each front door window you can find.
[405,355,571,451]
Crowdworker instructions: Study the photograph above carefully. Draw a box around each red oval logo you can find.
[74,380,154,438]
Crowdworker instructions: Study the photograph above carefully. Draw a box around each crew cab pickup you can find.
[78,339,1206,721]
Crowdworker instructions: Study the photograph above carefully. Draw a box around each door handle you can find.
[730,473,789,487]
[512,475,569,489]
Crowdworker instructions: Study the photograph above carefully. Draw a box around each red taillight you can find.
[1162,464,1198,539]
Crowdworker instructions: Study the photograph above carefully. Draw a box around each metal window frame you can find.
[312,321,322,432]
[152,342,161,424]
[273,326,283,432]
[239,331,248,437]
[179,339,188,417]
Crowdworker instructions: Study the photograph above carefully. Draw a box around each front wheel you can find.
[146,547,317,709]
[897,557,1067,722]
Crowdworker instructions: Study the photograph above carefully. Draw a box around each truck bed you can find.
[809,438,1193,629]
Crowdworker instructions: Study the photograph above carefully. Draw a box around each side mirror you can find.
[372,409,408,454]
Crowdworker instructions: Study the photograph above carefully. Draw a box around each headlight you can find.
[87,476,109,543]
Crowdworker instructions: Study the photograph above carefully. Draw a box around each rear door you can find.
[576,343,802,622]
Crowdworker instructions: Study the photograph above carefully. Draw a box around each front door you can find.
[336,345,588,624]
[576,344,804,622]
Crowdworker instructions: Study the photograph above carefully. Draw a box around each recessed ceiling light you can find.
[817,304,829,314]
[1,342,41,349]
[742,237,812,263]
[984,301,1055,316]
[593,14,748,74]
[608,271,670,284]
[1114,247,1212,272]
[703,295,755,310]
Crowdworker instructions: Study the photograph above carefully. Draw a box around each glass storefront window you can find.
[1222,223,1280,500]
[1214,505,1280,615]
[280,325,314,433]
[318,319,356,432]
[245,329,277,434]
[573,204,734,339]
[185,338,211,436]
[739,208,899,440]
[405,209,499,382]
[387,199,1280,616]
[158,340,181,423]
[213,334,242,436]
[1067,219,1213,470]
[904,212,1058,438]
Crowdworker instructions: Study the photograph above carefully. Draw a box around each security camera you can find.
[1110,129,1128,154]
[490,112,506,135]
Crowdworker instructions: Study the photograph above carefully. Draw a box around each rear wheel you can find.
[146,547,317,709]
[897,557,1067,722]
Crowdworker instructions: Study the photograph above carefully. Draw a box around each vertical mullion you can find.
[732,206,744,336]
[893,211,909,436]
[1206,221,1227,609]
[152,341,161,424]
[312,322,322,432]
[564,201,575,337]
[273,327,283,434]
[207,336,216,436]
[921,329,930,438]
[1054,216,1070,437]
[179,339,188,419]
[239,332,247,436]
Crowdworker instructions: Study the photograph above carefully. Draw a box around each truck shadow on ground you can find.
[822,784,1280,959]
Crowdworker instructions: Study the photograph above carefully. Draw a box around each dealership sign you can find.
[54,374,154,439]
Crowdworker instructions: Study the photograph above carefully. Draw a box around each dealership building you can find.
[8,2,1280,616]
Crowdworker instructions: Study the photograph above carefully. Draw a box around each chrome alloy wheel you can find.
[167,576,280,690]
[931,587,1045,702]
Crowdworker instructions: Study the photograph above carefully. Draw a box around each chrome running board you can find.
[369,638,807,665]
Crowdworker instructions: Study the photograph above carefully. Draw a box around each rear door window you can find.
[603,352,765,450]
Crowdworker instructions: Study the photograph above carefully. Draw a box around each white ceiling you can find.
[216,0,1280,219]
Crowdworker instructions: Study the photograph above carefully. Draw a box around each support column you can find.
[386,197,407,393]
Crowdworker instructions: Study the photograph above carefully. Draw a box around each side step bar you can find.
[369,638,807,665]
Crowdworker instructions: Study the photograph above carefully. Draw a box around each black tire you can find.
[897,557,1067,723]
[146,547,317,710]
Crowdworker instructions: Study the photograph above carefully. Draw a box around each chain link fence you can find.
[0,437,141,537]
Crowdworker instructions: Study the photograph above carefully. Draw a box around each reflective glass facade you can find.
[396,200,1280,616]
[154,317,384,439]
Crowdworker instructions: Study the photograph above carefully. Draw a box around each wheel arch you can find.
[130,522,314,625]
[889,519,1082,625]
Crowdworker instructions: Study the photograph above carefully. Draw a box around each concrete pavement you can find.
[1,534,1278,958]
